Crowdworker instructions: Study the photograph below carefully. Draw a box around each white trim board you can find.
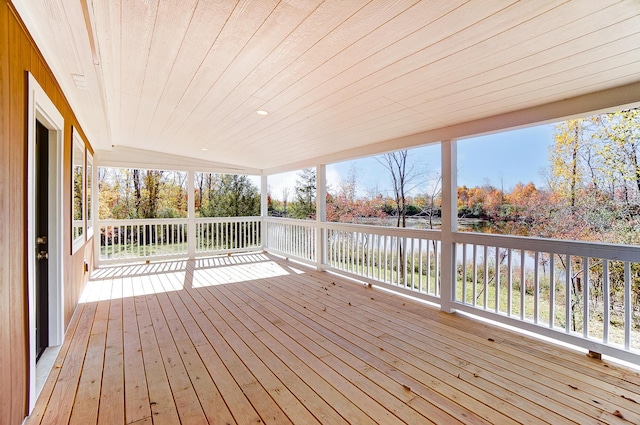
[26,73,65,412]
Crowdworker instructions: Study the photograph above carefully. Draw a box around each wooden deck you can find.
[27,253,640,424]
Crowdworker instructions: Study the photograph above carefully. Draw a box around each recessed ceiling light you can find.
[201,148,209,151]
[256,110,269,116]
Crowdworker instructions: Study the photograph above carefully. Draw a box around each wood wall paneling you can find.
[8,5,28,424]
[0,1,14,423]
[1,1,95,423]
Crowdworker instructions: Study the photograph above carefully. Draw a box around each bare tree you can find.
[421,172,442,230]
[377,150,419,284]
[377,150,417,228]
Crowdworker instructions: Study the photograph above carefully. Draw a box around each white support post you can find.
[93,159,100,268]
[440,139,457,313]
[261,174,268,250]
[187,170,196,258]
[316,164,327,270]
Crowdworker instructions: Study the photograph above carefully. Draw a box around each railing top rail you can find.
[98,218,188,225]
[265,216,442,239]
[98,216,262,226]
[264,217,317,226]
[194,216,261,223]
[322,221,442,239]
[453,231,640,262]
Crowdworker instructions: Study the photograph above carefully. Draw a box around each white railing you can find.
[95,214,640,362]
[195,217,261,255]
[262,217,640,362]
[452,232,640,363]
[324,222,441,302]
[98,218,188,264]
[263,218,316,264]
[263,218,442,303]
[72,219,83,240]
[98,216,262,264]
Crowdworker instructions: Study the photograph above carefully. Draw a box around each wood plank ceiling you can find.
[12,0,640,173]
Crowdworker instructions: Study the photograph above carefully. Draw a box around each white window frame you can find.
[71,128,86,253]
[86,150,94,239]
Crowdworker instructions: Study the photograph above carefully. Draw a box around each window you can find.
[86,150,93,238]
[71,128,85,252]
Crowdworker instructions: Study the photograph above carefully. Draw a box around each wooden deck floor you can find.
[27,253,640,424]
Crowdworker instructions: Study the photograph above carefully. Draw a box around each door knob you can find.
[37,251,48,260]
[37,236,47,245]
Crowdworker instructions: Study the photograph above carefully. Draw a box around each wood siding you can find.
[0,1,94,424]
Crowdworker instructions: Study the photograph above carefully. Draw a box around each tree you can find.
[415,172,442,229]
[376,150,418,284]
[213,174,260,217]
[131,169,165,218]
[290,168,316,219]
[597,109,640,204]
[194,173,259,217]
[326,167,387,224]
[377,150,417,228]
[549,119,585,209]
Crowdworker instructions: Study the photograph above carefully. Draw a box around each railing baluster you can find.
[483,245,488,310]
[392,236,396,285]
[565,254,571,334]
[507,248,512,316]
[472,244,478,307]
[624,261,631,351]
[461,244,467,303]
[520,250,526,321]
[110,225,115,259]
[376,234,381,281]
[495,246,500,313]
[549,253,555,329]
[603,260,610,344]
[434,240,439,296]
[418,238,424,293]
[583,256,589,338]
[357,232,361,274]
[428,239,433,295]
[534,251,539,324]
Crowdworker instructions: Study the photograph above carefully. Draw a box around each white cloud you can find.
[267,171,298,201]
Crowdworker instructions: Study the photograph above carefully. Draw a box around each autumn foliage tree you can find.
[99,168,188,219]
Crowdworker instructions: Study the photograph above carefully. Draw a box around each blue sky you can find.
[457,124,554,189]
[267,123,557,200]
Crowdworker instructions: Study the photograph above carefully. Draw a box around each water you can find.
[352,216,494,233]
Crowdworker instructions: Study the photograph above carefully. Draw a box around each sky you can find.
[267,123,557,201]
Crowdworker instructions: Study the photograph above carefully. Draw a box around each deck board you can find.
[263,273,583,424]
[26,253,640,424]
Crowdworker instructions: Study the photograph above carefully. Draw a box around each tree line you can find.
[98,170,259,219]
[269,109,640,246]
[98,109,640,248]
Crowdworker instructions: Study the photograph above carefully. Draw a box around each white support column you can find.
[316,164,327,270]
[440,139,457,313]
[261,174,268,250]
[92,158,100,268]
[187,170,196,258]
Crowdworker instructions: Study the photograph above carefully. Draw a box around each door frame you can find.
[26,73,64,410]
